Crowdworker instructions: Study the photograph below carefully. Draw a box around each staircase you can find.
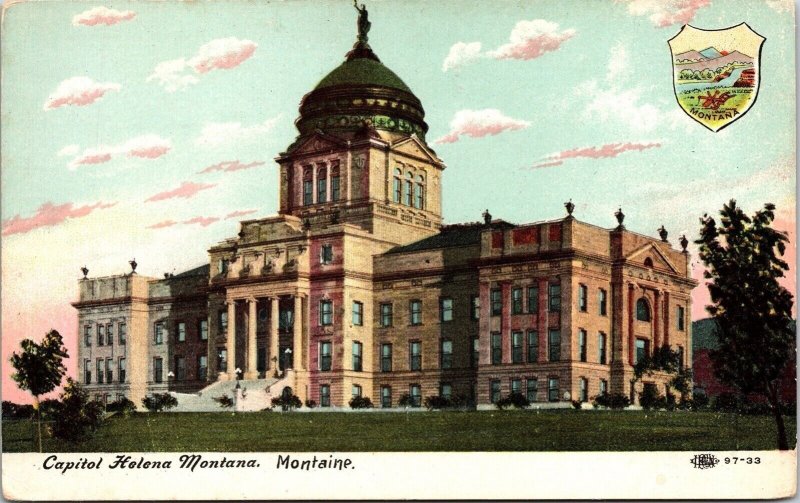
[169,376,284,412]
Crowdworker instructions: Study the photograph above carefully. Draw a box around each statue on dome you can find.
[354,0,371,43]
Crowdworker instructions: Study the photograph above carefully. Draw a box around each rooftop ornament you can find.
[564,199,575,217]
[81,266,89,279]
[482,209,492,225]
[658,225,668,242]
[129,258,138,274]
[354,0,370,43]
[680,234,689,253]
[614,208,625,230]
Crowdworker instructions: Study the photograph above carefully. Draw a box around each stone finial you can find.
[614,208,625,229]
[564,199,575,216]
[81,266,89,279]
[658,225,668,242]
[680,234,689,253]
[482,209,492,225]
[129,258,138,274]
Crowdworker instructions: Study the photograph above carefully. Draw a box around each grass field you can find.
[3,410,794,452]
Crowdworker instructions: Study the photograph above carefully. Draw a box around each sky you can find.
[1,0,795,403]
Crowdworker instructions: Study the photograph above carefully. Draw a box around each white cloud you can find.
[148,38,257,92]
[43,76,121,110]
[606,43,629,83]
[57,144,80,157]
[620,0,710,28]
[442,42,483,72]
[766,0,794,13]
[146,59,199,92]
[194,116,281,148]
[578,80,661,132]
[434,109,530,144]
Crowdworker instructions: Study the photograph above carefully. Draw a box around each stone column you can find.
[226,300,237,380]
[270,297,280,375]
[537,278,548,363]
[293,294,304,370]
[500,281,511,364]
[663,291,670,348]
[627,284,635,366]
[245,298,258,379]
[653,290,660,351]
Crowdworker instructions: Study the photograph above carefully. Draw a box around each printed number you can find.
[724,457,761,465]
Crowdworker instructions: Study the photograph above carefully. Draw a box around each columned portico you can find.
[245,298,258,379]
[226,300,237,380]
[270,296,280,376]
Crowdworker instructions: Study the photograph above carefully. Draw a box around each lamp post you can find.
[284,348,293,373]
[167,371,174,391]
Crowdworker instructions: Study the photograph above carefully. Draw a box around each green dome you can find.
[315,57,414,95]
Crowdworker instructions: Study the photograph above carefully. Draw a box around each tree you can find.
[633,346,693,403]
[696,200,795,450]
[9,329,68,452]
[51,379,104,443]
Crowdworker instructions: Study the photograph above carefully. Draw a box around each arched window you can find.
[317,166,327,203]
[644,257,654,268]
[414,174,425,209]
[636,298,651,322]
[303,166,313,206]
[330,161,341,202]
[393,168,402,203]
[404,171,413,206]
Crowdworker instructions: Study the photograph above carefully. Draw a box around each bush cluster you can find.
[495,392,530,410]
[592,392,631,409]
[2,401,35,420]
[349,396,373,409]
[271,393,302,411]
[423,394,468,410]
[51,379,104,443]
[142,393,178,412]
[106,397,137,415]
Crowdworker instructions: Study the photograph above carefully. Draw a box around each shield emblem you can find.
[668,23,765,132]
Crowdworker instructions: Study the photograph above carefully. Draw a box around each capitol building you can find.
[73,10,695,411]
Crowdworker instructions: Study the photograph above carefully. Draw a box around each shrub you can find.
[691,391,710,410]
[592,392,630,409]
[713,392,739,412]
[639,386,665,410]
[142,393,178,412]
[271,393,302,411]
[214,395,234,408]
[349,396,373,409]
[51,379,104,443]
[106,397,137,416]
[495,392,530,410]
[304,399,317,409]
[2,401,35,420]
[398,393,415,408]
[571,400,583,410]
[449,393,469,409]
[423,395,451,410]
[39,399,62,420]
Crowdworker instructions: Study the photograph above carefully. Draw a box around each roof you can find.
[170,264,210,279]
[314,57,414,95]
[386,223,507,255]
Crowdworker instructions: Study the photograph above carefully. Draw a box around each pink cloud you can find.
[621,0,710,28]
[199,160,265,174]
[147,220,178,229]
[184,216,220,227]
[66,135,172,169]
[225,209,257,220]
[189,38,258,73]
[488,20,575,60]
[71,151,113,166]
[44,77,121,110]
[72,6,136,26]
[145,181,217,203]
[2,201,116,236]
[435,109,530,144]
[532,141,661,168]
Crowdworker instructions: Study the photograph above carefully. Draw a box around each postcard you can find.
[1,0,796,500]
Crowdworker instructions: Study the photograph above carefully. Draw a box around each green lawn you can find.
[3,410,794,452]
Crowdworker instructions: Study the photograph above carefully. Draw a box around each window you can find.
[578,329,587,362]
[352,342,363,372]
[490,380,501,403]
[198,355,207,381]
[217,349,228,372]
[352,384,362,399]
[414,175,424,209]
[119,322,126,345]
[491,333,502,365]
[548,283,561,312]
[381,386,392,408]
[439,298,453,322]
[106,324,114,346]
[440,383,452,399]
[490,289,502,316]
[219,311,228,332]
[472,337,479,368]
[106,358,113,383]
[409,341,422,371]
[352,301,363,326]
[527,378,538,403]
[548,329,561,362]
[441,340,453,369]
[320,341,332,371]
[470,295,480,320]
[404,172,413,206]
[154,322,165,345]
[677,305,686,331]
[410,384,421,407]
[598,332,607,364]
[511,288,523,314]
[84,325,92,347]
[579,377,588,402]
[380,303,393,327]
[511,379,521,395]
[512,331,523,364]
[636,298,651,321]
[319,300,333,326]
[599,379,608,396]
[84,359,91,384]
[320,244,333,265]
[410,300,422,325]
[177,322,186,342]
[199,320,208,341]
[97,324,105,346]
[331,174,340,202]
[303,180,313,206]
[320,384,330,407]
[579,284,588,312]
[393,168,402,203]
[527,330,539,363]
[635,338,649,364]
[644,257,654,268]
[381,343,392,372]
[173,356,185,380]
[153,357,163,383]
[548,377,559,402]
[527,286,539,314]
[97,359,104,384]
[317,167,327,203]
[599,289,608,316]
[677,346,685,367]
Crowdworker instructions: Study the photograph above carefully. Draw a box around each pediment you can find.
[626,243,678,274]
[391,135,443,165]
[289,133,346,156]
